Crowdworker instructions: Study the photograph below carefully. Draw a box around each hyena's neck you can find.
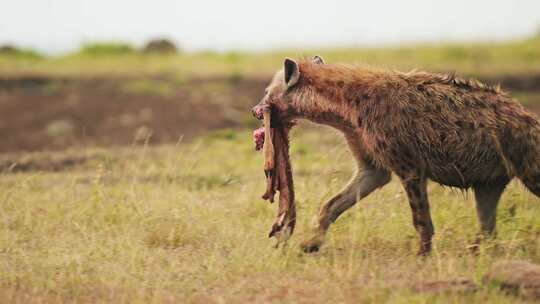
[296,63,394,132]
[290,87,353,131]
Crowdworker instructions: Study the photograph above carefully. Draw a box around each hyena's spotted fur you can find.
[252,56,540,255]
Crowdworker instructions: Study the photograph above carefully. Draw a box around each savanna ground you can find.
[1,38,540,303]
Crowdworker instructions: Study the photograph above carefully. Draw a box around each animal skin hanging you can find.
[253,105,296,245]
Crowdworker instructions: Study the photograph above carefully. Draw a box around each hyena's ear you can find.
[312,55,325,65]
[284,58,300,88]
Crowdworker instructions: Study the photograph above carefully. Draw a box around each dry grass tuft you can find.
[144,219,200,249]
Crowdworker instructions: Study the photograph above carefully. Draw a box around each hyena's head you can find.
[251,56,325,122]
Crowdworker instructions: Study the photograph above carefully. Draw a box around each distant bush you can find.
[78,42,135,56]
[142,39,178,54]
[0,45,42,58]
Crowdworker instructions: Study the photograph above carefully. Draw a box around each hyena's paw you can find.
[300,236,324,253]
[416,242,432,257]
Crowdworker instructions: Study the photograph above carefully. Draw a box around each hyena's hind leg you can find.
[473,178,509,238]
[300,167,391,253]
[400,175,434,256]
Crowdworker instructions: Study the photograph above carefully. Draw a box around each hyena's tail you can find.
[519,161,540,198]
[503,114,540,198]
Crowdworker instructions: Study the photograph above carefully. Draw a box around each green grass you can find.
[1,125,539,303]
[1,38,539,78]
[78,42,135,56]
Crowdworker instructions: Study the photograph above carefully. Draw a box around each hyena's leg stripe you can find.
[474,180,508,236]
[402,177,434,255]
[318,168,391,231]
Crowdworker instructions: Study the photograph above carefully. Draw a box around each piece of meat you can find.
[253,127,265,151]
[253,105,296,244]
[266,126,296,242]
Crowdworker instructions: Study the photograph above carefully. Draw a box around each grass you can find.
[1,125,539,303]
[1,38,540,78]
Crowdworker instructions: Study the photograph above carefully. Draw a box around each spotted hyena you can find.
[251,56,540,255]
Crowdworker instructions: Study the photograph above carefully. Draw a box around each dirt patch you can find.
[0,151,89,173]
[525,102,540,115]
[486,73,540,92]
[412,278,478,294]
[484,260,540,300]
[0,73,538,154]
[0,75,266,153]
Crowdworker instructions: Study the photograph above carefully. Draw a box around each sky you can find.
[1,0,539,54]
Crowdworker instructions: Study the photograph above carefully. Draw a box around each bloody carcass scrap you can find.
[252,105,296,243]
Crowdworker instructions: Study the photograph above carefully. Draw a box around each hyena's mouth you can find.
[252,104,296,151]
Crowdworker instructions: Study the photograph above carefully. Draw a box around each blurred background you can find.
[0,0,539,155]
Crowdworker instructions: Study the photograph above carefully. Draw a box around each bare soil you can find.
[0,74,538,154]
[0,75,265,153]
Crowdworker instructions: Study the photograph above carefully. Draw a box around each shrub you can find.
[142,38,178,54]
[0,45,42,58]
[78,42,135,56]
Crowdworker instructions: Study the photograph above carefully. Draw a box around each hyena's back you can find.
[357,72,540,189]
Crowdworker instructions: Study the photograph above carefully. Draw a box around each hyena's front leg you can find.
[301,167,390,253]
[401,176,434,256]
